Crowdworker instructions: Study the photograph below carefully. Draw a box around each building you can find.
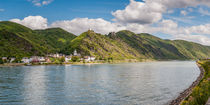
[74,50,78,56]
[45,57,51,63]
[84,56,96,62]
[84,56,90,62]
[21,57,30,63]
[90,56,96,61]
[2,57,7,60]
[10,58,16,63]
[38,57,46,62]
[30,56,39,63]
[65,56,71,62]
[53,53,60,58]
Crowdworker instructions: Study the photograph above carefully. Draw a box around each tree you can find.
[59,57,65,63]
[71,56,80,62]
[0,58,3,64]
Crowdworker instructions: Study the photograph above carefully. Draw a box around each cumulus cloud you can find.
[10,16,48,29]
[112,0,165,24]
[112,0,210,25]
[51,18,125,35]
[174,34,210,46]
[28,0,53,6]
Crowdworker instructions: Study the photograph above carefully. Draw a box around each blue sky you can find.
[1,0,210,45]
[0,0,129,22]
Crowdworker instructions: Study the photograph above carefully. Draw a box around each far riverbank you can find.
[0,59,194,67]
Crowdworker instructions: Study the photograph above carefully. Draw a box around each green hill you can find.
[0,21,76,57]
[113,30,186,59]
[0,21,47,57]
[171,40,210,59]
[65,30,210,60]
[65,30,143,60]
[35,28,77,53]
[0,21,210,60]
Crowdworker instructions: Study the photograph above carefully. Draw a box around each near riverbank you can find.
[170,60,210,105]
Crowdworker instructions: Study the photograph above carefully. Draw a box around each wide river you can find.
[0,61,200,105]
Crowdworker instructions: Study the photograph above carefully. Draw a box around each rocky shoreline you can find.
[169,62,205,105]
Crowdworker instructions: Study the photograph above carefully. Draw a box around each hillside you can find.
[0,21,47,57]
[65,30,143,60]
[113,30,186,59]
[0,21,76,57]
[171,40,210,59]
[35,28,77,53]
[65,30,210,60]
[0,21,210,60]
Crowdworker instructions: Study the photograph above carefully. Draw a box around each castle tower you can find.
[73,49,77,56]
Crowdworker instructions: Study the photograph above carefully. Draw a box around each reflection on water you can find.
[0,61,200,105]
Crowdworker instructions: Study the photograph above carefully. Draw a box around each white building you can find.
[10,58,16,63]
[2,57,7,60]
[21,57,30,63]
[90,56,96,61]
[38,57,46,62]
[53,53,59,58]
[84,56,96,62]
[29,56,39,63]
[65,57,71,62]
[74,50,78,56]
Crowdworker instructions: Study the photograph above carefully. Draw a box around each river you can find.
[0,61,200,105]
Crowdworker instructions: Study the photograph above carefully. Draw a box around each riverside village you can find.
[0,49,96,65]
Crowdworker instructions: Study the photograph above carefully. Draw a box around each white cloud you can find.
[174,34,210,46]
[112,0,165,24]
[112,0,210,25]
[10,16,48,29]
[0,9,4,12]
[28,0,53,6]
[199,8,210,16]
[149,0,210,9]
[184,24,210,35]
[181,10,187,16]
[51,18,125,35]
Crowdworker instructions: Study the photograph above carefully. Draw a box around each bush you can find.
[59,57,65,63]
[71,56,80,62]
[181,60,210,105]
[0,59,3,64]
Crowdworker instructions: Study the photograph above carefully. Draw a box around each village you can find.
[0,50,96,65]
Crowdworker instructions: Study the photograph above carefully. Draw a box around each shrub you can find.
[71,56,80,62]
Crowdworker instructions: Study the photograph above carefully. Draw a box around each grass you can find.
[181,59,210,105]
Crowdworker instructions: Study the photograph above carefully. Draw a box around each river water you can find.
[0,61,200,105]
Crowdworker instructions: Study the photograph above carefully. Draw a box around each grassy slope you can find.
[182,60,210,105]
[35,28,77,53]
[114,30,210,59]
[0,21,77,57]
[172,40,210,59]
[115,30,187,59]
[65,30,210,60]
[66,30,143,60]
[0,21,47,57]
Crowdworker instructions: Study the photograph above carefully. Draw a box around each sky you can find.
[1,0,210,45]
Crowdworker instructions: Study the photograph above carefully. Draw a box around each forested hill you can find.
[0,21,210,60]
